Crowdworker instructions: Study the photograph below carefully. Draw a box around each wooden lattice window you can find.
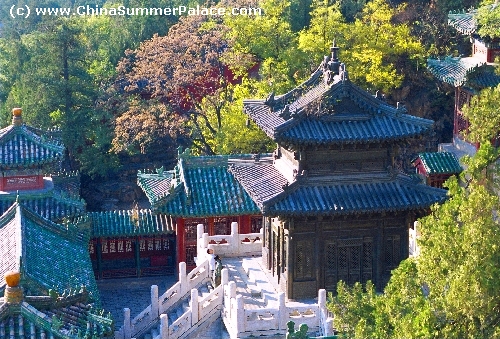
[324,241,337,289]
[251,216,263,233]
[362,238,373,283]
[295,240,313,280]
[185,218,207,241]
[214,217,232,235]
[185,245,197,267]
[337,238,362,286]
[282,233,287,273]
[457,89,470,111]
[384,235,401,272]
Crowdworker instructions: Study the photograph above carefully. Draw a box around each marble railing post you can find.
[191,288,199,325]
[235,295,245,334]
[278,292,286,330]
[151,285,159,318]
[179,262,187,295]
[123,308,131,339]
[230,222,238,251]
[325,318,334,336]
[159,314,169,339]
[318,289,326,310]
[221,268,229,286]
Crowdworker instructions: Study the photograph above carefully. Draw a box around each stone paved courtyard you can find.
[97,275,177,327]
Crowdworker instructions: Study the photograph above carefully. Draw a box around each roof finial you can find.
[12,108,23,126]
[328,40,341,75]
[330,39,339,63]
[4,271,23,304]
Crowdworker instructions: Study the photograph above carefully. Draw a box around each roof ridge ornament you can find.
[323,40,342,85]
[12,108,23,126]
[264,92,275,108]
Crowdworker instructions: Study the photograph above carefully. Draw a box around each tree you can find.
[298,0,424,92]
[476,2,500,39]
[112,15,234,155]
[462,84,500,145]
[224,0,308,91]
[1,18,119,177]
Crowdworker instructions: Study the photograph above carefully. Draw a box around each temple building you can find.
[427,3,500,156]
[0,108,85,220]
[228,43,447,299]
[137,150,263,270]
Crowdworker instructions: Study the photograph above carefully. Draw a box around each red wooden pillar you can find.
[239,215,251,234]
[176,218,185,266]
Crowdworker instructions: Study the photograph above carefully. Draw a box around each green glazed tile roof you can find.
[0,124,64,168]
[243,59,433,145]
[230,161,447,216]
[0,203,99,302]
[0,295,113,339]
[448,9,477,34]
[417,152,463,175]
[427,57,500,88]
[90,209,175,237]
[0,190,85,221]
[264,177,447,216]
[138,151,261,217]
[136,170,173,206]
[448,4,499,35]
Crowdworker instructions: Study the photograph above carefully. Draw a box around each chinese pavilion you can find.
[137,150,263,270]
[427,4,500,155]
[230,43,447,299]
[0,108,85,221]
[412,152,462,188]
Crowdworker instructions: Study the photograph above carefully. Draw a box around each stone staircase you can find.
[139,281,214,339]
[115,261,228,339]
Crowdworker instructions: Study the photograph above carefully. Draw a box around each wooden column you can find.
[375,223,383,291]
[135,237,141,277]
[96,238,103,279]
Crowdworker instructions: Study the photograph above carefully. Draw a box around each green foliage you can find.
[418,177,500,338]
[299,0,424,92]
[329,162,500,339]
[462,83,500,144]
[329,281,377,338]
[224,0,308,91]
[194,80,274,155]
[476,1,500,39]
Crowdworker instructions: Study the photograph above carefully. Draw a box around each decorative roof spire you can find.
[328,40,340,75]
[12,108,23,126]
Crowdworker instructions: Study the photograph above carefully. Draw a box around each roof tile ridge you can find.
[261,178,298,214]
[17,203,88,243]
[13,125,65,153]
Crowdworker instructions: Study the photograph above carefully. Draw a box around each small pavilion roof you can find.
[426,56,500,88]
[0,293,114,339]
[137,149,261,218]
[0,109,64,169]
[230,162,447,217]
[448,4,499,35]
[0,203,98,301]
[0,184,86,221]
[414,152,463,175]
[243,48,433,146]
[448,8,478,35]
[90,209,175,237]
